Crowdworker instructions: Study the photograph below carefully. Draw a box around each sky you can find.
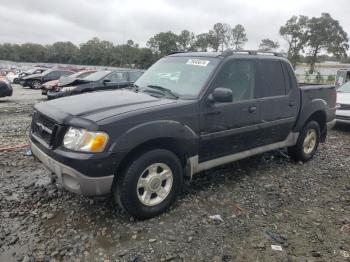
[0,0,349,51]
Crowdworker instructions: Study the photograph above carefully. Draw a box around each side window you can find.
[129,71,143,82]
[212,60,255,102]
[47,71,58,78]
[257,60,286,97]
[60,71,73,76]
[105,72,128,83]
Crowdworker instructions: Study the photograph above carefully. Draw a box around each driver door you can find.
[199,59,261,162]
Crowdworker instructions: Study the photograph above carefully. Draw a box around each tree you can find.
[306,13,349,73]
[208,23,231,52]
[178,30,195,51]
[193,33,210,51]
[258,38,280,52]
[279,15,308,68]
[46,42,79,64]
[147,31,179,56]
[19,43,47,62]
[231,24,248,50]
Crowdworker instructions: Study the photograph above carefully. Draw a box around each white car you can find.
[6,72,18,83]
[336,81,350,124]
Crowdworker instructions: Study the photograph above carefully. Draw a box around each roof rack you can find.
[167,51,186,55]
[221,49,285,57]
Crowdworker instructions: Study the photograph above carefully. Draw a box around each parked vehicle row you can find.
[4,65,144,100]
[20,69,75,89]
[46,69,143,100]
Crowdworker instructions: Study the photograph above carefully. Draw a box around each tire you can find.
[288,120,320,162]
[113,149,183,219]
[31,80,41,89]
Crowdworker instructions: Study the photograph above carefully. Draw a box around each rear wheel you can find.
[113,149,183,219]
[288,120,320,162]
[31,80,41,89]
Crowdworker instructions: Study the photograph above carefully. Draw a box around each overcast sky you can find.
[1,0,349,51]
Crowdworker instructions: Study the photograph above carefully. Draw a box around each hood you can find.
[35,89,178,123]
[337,92,350,105]
[23,73,41,80]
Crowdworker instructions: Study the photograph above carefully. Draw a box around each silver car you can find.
[336,81,350,124]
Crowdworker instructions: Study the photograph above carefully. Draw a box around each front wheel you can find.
[288,120,320,162]
[113,149,183,219]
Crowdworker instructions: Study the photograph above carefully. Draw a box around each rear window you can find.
[257,60,286,97]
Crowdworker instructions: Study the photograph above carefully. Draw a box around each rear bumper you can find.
[30,139,114,196]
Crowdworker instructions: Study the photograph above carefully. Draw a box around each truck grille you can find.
[31,112,57,146]
[338,104,350,110]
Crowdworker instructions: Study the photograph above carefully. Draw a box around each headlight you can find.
[61,86,76,92]
[63,127,109,152]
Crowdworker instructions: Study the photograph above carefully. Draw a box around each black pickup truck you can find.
[30,50,336,219]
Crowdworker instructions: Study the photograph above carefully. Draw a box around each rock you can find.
[22,255,31,262]
[149,239,157,243]
[167,235,176,241]
[8,236,19,245]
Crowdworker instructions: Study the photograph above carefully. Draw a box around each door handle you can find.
[289,101,295,107]
[248,106,257,113]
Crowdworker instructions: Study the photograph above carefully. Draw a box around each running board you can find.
[187,132,299,178]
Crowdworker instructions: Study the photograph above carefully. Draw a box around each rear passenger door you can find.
[256,59,300,144]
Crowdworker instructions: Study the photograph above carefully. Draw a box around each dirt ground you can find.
[0,85,350,262]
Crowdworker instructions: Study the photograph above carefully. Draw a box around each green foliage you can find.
[281,13,349,73]
[147,31,179,56]
[279,15,308,68]
[0,38,157,69]
[258,39,280,52]
[306,13,349,73]
[327,75,335,83]
[315,72,324,84]
[231,24,247,50]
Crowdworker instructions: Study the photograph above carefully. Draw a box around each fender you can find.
[293,98,327,132]
[109,120,199,156]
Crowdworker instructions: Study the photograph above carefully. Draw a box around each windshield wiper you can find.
[146,85,179,99]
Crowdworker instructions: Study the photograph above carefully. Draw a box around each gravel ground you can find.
[1,85,350,262]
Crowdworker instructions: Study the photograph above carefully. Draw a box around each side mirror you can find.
[103,79,111,85]
[209,87,233,103]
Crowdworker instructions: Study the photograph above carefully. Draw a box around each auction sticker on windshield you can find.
[186,59,210,67]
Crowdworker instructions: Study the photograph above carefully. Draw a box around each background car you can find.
[0,78,13,98]
[14,68,47,84]
[47,69,143,99]
[336,81,350,124]
[20,69,75,89]
[41,70,96,95]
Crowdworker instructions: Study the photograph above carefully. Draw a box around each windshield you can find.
[82,70,111,82]
[338,81,350,93]
[41,69,53,76]
[135,56,220,99]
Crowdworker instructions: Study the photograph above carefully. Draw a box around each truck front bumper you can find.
[336,110,350,124]
[30,139,114,196]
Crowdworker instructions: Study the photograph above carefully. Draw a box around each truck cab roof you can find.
[168,49,288,61]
